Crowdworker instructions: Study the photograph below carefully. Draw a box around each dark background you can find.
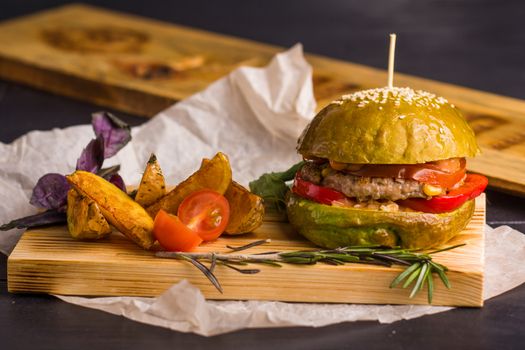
[1,1,524,349]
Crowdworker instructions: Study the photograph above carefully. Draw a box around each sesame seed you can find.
[334,86,450,108]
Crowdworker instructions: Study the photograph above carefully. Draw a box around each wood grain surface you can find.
[0,4,523,195]
[7,195,485,307]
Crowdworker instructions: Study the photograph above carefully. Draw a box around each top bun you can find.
[298,87,479,164]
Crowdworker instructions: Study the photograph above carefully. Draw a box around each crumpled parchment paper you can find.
[1,45,524,336]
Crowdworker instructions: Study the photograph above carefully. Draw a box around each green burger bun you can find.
[286,193,475,249]
[288,87,480,250]
[298,87,479,164]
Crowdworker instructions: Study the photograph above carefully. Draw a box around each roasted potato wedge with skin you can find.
[224,181,265,234]
[67,188,112,240]
[147,152,232,218]
[200,158,264,234]
[135,153,166,207]
[66,170,155,249]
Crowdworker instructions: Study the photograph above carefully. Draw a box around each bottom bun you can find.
[286,194,475,249]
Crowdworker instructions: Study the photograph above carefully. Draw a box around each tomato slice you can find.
[178,189,230,241]
[153,210,203,252]
[292,175,346,205]
[411,167,466,189]
[292,171,487,214]
[343,158,466,189]
[399,174,488,213]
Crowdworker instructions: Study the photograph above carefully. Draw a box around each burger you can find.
[286,87,488,249]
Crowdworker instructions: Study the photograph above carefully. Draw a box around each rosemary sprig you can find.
[226,239,271,252]
[156,242,465,303]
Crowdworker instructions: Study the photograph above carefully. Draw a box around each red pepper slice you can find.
[292,175,345,205]
[399,174,488,213]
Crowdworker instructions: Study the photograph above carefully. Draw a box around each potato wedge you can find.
[200,158,264,234]
[135,153,166,207]
[67,188,112,240]
[66,170,155,249]
[224,181,265,234]
[147,152,232,218]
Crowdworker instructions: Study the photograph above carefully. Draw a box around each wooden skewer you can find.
[388,33,397,88]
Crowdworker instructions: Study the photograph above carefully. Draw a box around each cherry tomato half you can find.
[153,209,203,252]
[178,189,230,241]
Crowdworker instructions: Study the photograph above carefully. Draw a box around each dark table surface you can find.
[1,1,524,349]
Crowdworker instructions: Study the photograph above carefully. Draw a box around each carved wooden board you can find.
[0,5,523,195]
[7,195,485,307]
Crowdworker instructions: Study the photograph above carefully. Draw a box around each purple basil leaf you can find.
[106,173,126,192]
[0,209,67,231]
[30,173,70,210]
[92,112,131,158]
[76,136,104,173]
[97,165,121,179]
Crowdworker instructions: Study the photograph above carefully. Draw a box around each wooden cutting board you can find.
[7,195,485,307]
[0,5,523,196]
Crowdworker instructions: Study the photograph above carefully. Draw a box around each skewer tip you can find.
[387,33,397,89]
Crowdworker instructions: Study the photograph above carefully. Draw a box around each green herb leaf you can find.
[410,263,428,298]
[220,262,260,274]
[403,264,423,289]
[226,239,271,252]
[210,253,217,273]
[180,255,223,293]
[427,243,466,254]
[157,241,463,303]
[435,265,451,289]
[257,260,283,267]
[249,161,304,211]
[427,270,434,303]
[419,263,431,292]
[390,262,421,288]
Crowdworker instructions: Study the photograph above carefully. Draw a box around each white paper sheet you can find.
[1,45,524,336]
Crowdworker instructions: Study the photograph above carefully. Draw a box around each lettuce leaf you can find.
[249,161,304,211]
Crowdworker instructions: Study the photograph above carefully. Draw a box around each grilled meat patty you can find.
[299,162,426,201]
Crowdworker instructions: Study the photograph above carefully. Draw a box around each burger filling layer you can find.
[293,159,488,214]
[300,162,425,201]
